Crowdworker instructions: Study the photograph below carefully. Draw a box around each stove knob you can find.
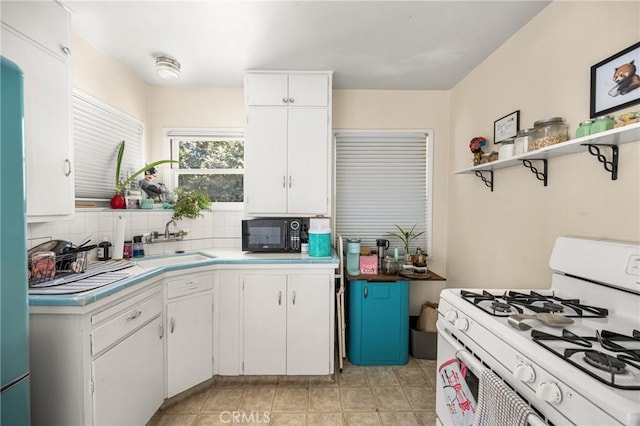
[536,382,562,404]
[454,317,469,331]
[444,310,458,323]
[513,363,535,383]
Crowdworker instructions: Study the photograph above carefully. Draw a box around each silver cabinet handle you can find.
[288,176,292,188]
[282,176,286,188]
[288,97,295,104]
[126,310,142,321]
[159,323,164,339]
[364,286,368,299]
[292,291,296,305]
[61,46,71,55]
[64,158,72,177]
[282,98,288,104]
[170,317,175,333]
[278,291,282,306]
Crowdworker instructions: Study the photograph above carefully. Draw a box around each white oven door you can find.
[435,319,547,426]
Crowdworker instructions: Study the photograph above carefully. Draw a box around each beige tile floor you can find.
[148,358,438,426]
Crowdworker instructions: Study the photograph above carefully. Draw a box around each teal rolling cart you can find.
[347,279,409,365]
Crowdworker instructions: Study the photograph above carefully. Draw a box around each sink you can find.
[133,252,215,269]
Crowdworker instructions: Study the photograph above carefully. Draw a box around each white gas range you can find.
[435,237,640,426]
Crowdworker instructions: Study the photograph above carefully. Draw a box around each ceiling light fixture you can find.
[155,55,181,80]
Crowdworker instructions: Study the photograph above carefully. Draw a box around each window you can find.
[334,130,433,256]
[73,89,144,202]
[168,130,244,207]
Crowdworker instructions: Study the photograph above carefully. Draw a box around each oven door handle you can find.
[436,320,547,426]
[437,319,485,377]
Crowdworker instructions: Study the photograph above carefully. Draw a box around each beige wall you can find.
[71,34,148,125]
[447,1,640,289]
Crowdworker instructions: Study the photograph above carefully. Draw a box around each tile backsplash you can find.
[28,209,244,259]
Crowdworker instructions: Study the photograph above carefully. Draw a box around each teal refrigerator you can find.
[0,56,31,424]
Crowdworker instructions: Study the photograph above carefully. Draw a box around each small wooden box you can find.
[359,255,378,275]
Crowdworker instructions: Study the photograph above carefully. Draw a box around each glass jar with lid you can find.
[529,117,568,151]
[498,137,515,159]
[590,115,615,135]
[513,128,533,155]
[575,120,594,138]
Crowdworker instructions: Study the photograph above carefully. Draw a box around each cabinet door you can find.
[216,271,242,375]
[1,27,73,220]
[287,108,329,215]
[243,274,287,375]
[244,107,288,214]
[288,73,329,107]
[245,73,289,106]
[92,316,163,426]
[361,283,408,363]
[287,274,332,374]
[167,293,213,397]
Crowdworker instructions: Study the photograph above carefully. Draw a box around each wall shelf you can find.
[454,122,640,190]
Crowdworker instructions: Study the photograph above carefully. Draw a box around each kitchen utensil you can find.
[508,313,574,331]
[28,239,97,271]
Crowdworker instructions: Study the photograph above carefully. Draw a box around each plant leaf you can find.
[115,141,125,192]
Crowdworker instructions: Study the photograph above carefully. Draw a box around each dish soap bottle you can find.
[98,236,112,261]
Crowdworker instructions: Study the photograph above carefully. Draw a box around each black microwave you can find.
[241,218,309,252]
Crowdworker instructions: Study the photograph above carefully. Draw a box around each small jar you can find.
[575,120,593,138]
[513,128,533,156]
[498,137,515,159]
[530,117,568,151]
[590,115,615,135]
[382,256,397,275]
[123,240,132,259]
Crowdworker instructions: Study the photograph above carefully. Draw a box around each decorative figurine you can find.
[139,166,166,201]
[469,136,487,166]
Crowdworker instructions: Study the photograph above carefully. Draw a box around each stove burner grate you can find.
[542,301,564,312]
[491,301,512,313]
[532,329,640,390]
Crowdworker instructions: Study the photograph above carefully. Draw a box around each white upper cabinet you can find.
[245,72,330,107]
[1,1,74,221]
[244,71,332,216]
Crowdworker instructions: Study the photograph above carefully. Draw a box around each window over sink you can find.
[167,129,244,210]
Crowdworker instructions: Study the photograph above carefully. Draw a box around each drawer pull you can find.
[126,310,142,321]
[159,323,164,339]
[278,291,282,306]
[292,291,296,305]
[364,286,368,299]
[170,317,175,333]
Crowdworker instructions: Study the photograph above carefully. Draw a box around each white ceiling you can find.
[67,0,550,90]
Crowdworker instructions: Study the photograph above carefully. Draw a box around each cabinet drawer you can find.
[91,293,162,355]
[167,274,213,299]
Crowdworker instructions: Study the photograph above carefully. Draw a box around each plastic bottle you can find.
[97,236,112,261]
[132,235,145,258]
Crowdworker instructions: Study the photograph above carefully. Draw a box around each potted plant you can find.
[387,224,425,260]
[110,140,177,209]
[171,188,212,220]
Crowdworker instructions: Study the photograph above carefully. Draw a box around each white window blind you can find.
[335,131,432,256]
[73,89,144,201]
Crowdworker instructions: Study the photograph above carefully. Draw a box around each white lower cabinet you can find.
[166,274,213,397]
[243,272,333,375]
[92,316,164,426]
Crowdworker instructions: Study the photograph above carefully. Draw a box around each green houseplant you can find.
[110,140,177,209]
[171,189,212,220]
[387,224,425,259]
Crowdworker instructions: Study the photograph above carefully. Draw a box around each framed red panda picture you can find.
[590,41,640,118]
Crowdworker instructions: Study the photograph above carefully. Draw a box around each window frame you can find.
[165,129,245,211]
[332,129,434,257]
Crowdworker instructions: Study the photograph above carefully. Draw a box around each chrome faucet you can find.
[165,219,177,239]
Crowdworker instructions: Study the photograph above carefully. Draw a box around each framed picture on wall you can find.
[590,41,640,118]
[493,110,519,143]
